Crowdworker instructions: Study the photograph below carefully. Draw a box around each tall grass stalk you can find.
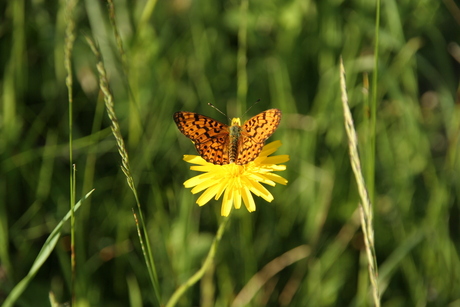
[138,0,158,30]
[367,0,381,203]
[3,0,24,144]
[64,0,78,303]
[236,0,248,112]
[107,0,127,71]
[85,36,161,304]
[106,0,142,147]
[339,58,380,306]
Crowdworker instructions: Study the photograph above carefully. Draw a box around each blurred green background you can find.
[1,0,460,306]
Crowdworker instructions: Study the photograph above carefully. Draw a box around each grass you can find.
[1,0,460,306]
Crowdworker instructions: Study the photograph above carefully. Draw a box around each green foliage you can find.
[1,0,459,306]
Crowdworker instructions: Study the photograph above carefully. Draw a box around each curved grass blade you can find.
[2,189,95,307]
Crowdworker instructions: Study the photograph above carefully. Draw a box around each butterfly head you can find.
[230,118,241,126]
[229,118,242,140]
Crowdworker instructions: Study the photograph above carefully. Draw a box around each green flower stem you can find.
[166,217,229,307]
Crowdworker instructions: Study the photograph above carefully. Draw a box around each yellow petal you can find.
[183,175,204,188]
[249,181,274,202]
[183,155,207,164]
[214,177,230,200]
[221,188,233,216]
[241,186,256,212]
[181,140,288,216]
[190,175,222,193]
[263,173,288,185]
[233,188,242,209]
[196,184,221,206]
[263,155,290,164]
[260,140,282,154]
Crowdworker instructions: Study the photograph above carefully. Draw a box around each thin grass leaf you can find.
[2,189,95,307]
[378,231,424,294]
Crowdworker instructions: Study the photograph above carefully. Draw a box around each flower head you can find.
[182,140,289,216]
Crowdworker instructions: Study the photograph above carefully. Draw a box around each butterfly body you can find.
[174,109,281,165]
[228,118,243,163]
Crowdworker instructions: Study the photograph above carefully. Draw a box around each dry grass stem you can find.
[86,35,161,303]
[232,245,311,307]
[339,57,381,306]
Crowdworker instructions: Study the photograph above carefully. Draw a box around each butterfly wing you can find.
[236,109,282,164]
[173,112,230,165]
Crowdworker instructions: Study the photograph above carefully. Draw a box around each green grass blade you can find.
[236,0,248,112]
[367,0,381,204]
[2,189,94,307]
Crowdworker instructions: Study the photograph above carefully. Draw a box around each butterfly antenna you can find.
[208,103,230,120]
[242,98,261,117]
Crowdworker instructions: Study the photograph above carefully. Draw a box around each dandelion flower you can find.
[183,140,289,216]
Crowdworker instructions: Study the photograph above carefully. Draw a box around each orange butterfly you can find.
[173,109,282,165]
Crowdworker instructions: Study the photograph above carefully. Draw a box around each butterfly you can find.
[173,109,282,165]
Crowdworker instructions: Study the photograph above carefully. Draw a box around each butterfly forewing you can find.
[173,112,228,143]
[173,112,230,164]
[236,109,282,164]
[242,109,282,142]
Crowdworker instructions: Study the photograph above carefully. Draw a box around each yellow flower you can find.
[182,140,289,216]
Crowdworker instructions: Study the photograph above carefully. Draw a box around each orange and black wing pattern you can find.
[236,109,281,164]
[173,112,230,165]
[174,108,281,165]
